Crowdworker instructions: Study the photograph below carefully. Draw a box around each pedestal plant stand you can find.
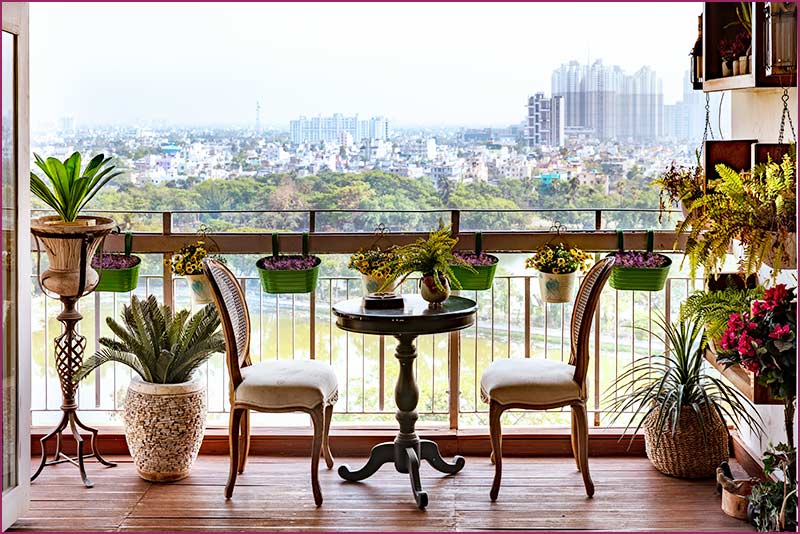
[30,216,117,487]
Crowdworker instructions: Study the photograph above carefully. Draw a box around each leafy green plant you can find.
[30,152,123,222]
[606,315,762,447]
[748,443,797,531]
[679,285,765,343]
[74,295,224,384]
[651,153,704,222]
[679,152,796,277]
[389,225,472,291]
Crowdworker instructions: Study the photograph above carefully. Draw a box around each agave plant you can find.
[30,152,123,222]
[606,315,763,447]
[74,295,225,384]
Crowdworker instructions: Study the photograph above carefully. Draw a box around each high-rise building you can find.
[525,93,564,148]
[551,60,664,141]
[289,114,389,144]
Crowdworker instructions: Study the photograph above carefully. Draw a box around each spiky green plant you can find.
[30,152,123,222]
[679,285,765,343]
[74,295,225,384]
[679,151,796,278]
[389,225,473,291]
[605,315,763,448]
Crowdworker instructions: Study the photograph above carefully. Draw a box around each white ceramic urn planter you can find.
[123,376,207,482]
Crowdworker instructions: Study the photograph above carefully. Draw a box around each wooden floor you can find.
[12,455,754,532]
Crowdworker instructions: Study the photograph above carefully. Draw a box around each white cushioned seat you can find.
[480,358,582,406]
[235,360,338,410]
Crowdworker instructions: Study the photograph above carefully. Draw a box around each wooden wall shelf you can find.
[705,345,782,405]
[702,2,796,93]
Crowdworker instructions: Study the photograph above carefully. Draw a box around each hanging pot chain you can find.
[699,93,715,158]
[778,86,796,145]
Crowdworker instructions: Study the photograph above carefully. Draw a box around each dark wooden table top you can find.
[332,294,477,337]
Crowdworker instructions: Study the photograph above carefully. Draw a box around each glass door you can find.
[2,4,31,531]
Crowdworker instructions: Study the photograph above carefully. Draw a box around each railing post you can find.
[309,210,316,360]
[594,254,602,427]
[450,209,460,236]
[595,210,602,230]
[379,335,385,411]
[524,277,531,358]
[94,291,101,408]
[448,330,460,430]
[162,212,173,308]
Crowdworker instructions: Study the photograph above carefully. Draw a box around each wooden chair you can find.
[479,257,614,501]
[202,258,338,506]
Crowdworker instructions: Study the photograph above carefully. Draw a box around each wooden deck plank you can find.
[12,455,754,532]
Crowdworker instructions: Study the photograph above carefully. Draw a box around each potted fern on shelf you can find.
[607,315,763,479]
[74,295,225,482]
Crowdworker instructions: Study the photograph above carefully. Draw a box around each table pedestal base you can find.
[338,439,465,508]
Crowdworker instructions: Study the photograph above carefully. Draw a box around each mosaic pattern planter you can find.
[123,377,207,482]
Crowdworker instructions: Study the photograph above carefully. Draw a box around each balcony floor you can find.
[13,455,753,532]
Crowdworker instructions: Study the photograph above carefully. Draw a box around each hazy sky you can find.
[31,2,702,129]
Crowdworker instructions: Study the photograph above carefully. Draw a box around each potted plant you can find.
[256,233,321,294]
[389,226,472,306]
[349,246,399,295]
[747,443,797,531]
[679,284,765,346]
[30,152,121,296]
[525,242,592,303]
[607,315,763,478]
[92,232,141,293]
[607,230,672,292]
[74,295,224,482]
[172,239,217,306]
[651,157,704,221]
[681,153,796,278]
[450,232,499,291]
[716,284,797,450]
[719,31,747,77]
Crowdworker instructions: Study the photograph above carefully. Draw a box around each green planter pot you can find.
[257,256,321,294]
[607,230,671,292]
[451,258,498,291]
[94,258,141,293]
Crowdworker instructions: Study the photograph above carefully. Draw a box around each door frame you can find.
[2,2,31,531]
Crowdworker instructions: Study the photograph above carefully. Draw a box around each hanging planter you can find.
[607,230,672,292]
[450,232,499,291]
[170,227,224,307]
[93,232,141,293]
[538,271,577,304]
[525,227,592,304]
[257,233,321,294]
[348,244,399,295]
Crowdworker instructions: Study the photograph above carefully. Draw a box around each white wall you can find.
[728,87,798,461]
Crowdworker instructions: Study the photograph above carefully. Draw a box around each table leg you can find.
[338,442,394,481]
[420,439,465,475]
[404,446,428,509]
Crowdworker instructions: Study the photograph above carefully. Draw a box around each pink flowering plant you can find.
[717,284,797,401]
[92,253,140,270]
[612,251,670,269]
[257,255,320,271]
[452,251,498,267]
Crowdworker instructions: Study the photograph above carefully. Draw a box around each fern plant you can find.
[389,225,473,291]
[679,285,765,344]
[679,151,796,277]
[74,295,225,384]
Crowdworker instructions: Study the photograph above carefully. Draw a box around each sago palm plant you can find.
[74,295,225,384]
[606,314,763,447]
[30,152,123,222]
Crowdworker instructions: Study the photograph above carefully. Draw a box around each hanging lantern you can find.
[690,14,703,90]
[765,2,797,76]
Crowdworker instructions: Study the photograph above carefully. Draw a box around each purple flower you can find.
[92,253,141,270]
[258,255,320,271]
[452,251,498,267]
[613,251,670,269]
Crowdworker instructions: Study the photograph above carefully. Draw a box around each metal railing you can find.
[30,208,696,429]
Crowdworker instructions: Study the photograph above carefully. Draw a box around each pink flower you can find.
[728,313,743,330]
[751,299,766,316]
[742,359,760,375]
[769,324,791,340]
[764,284,789,307]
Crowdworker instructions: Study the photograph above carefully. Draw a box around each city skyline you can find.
[31,2,701,129]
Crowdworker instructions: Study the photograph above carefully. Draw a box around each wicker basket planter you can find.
[608,230,671,292]
[123,376,207,482]
[643,405,728,478]
[257,233,320,294]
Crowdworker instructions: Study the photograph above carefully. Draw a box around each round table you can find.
[332,294,477,508]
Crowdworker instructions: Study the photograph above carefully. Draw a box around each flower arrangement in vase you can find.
[349,246,399,295]
[719,31,748,77]
[526,243,592,303]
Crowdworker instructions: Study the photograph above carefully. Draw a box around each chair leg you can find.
[572,403,594,497]
[570,409,580,472]
[225,408,244,499]
[322,403,334,469]
[238,409,250,474]
[310,407,324,506]
[489,400,504,501]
